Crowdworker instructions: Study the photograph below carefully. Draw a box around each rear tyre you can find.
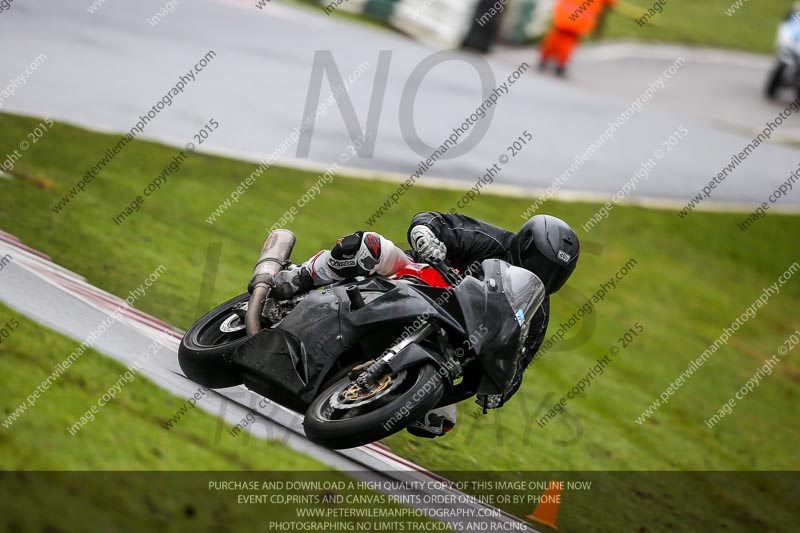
[178,293,251,388]
[303,363,445,449]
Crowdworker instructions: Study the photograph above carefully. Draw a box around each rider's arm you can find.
[373,238,413,276]
[407,212,515,268]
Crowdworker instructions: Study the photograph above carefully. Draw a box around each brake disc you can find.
[219,313,246,333]
[329,370,407,410]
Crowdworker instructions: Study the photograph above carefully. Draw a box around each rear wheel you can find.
[178,293,251,388]
[303,363,445,449]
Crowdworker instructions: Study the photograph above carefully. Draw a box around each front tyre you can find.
[178,293,251,388]
[303,363,445,449]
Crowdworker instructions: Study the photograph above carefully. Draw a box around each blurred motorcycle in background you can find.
[766,8,800,100]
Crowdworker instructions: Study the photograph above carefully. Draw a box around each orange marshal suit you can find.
[540,0,617,68]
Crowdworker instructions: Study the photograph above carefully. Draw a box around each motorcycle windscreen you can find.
[454,259,546,394]
[495,260,546,342]
[452,270,516,393]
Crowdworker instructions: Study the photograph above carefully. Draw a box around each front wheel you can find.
[303,363,445,449]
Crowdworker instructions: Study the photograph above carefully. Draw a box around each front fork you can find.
[350,322,461,391]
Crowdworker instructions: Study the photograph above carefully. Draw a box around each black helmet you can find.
[510,215,579,294]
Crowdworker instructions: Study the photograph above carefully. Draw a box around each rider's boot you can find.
[271,266,314,300]
[407,404,457,438]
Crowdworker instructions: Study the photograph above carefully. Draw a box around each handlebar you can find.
[430,262,463,286]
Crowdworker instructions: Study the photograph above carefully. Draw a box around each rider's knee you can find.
[328,231,384,279]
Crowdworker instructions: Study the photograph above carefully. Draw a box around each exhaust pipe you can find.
[245,229,296,336]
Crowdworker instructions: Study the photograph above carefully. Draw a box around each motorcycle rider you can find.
[766,1,800,99]
[271,212,580,438]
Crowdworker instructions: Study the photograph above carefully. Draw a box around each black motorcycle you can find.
[179,230,544,449]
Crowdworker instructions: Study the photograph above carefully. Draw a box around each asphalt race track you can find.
[1,0,799,207]
[0,231,540,532]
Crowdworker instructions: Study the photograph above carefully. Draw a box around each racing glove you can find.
[409,225,446,264]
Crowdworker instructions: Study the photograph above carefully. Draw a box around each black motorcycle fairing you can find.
[231,275,466,411]
[233,328,311,412]
[231,286,351,409]
[453,266,524,394]
[341,277,464,335]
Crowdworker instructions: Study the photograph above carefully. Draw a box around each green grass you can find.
[602,0,789,54]
[0,305,324,471]
[0,307,441,532]
[1,112,799,531]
